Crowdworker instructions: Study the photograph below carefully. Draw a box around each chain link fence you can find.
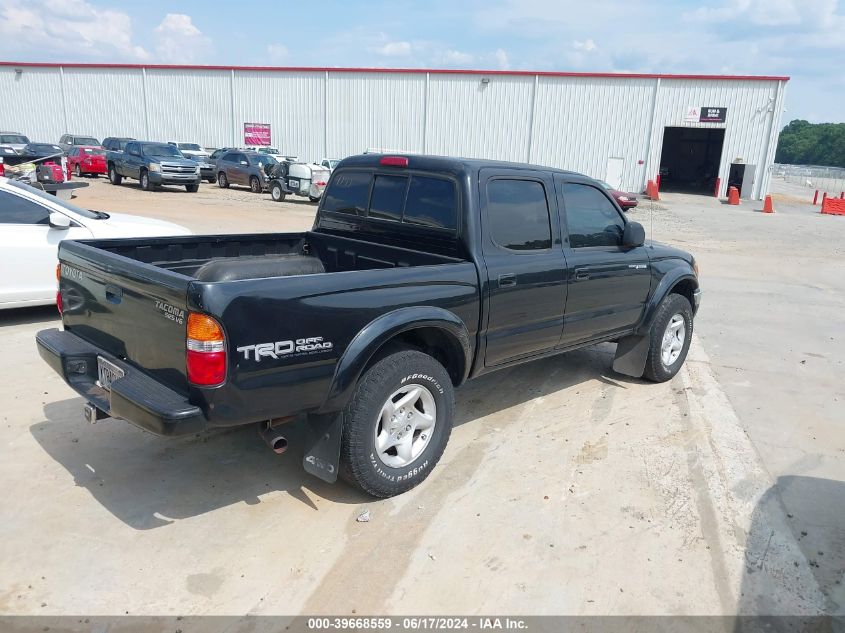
[773,164,845,195]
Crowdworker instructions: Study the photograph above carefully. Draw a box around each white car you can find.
[318,157,341,171]
[174,142,210,160]
[0,177,191,310]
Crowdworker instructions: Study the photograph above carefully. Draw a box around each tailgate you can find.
[58,240,193,395]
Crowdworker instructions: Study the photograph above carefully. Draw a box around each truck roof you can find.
[338,153,585,178]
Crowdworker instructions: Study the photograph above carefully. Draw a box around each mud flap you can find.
[302,412,343,484]
[612,334,650,378]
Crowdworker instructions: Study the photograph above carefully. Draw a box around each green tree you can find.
[776,120,845,167]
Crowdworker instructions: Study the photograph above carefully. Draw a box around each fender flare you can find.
[635,266,698,336]
[319,306,472,413]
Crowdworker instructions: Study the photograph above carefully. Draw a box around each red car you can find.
[67,145,106,177]
[598,180,638,211]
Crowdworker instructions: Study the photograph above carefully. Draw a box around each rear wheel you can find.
[270,181,285,202]
[74,164,81,177]
[309,195,320,203]
[643,294,693,382]
[218,172,229,188]
[249,176,261,193]
[340,350,454,498]
[108,165,122,185]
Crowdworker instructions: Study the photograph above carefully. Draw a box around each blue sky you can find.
[1,0,843,124]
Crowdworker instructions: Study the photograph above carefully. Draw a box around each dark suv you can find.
[102,137,135,152]
[215,150,278,192]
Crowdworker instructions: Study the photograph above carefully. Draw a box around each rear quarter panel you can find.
[190,263,480,427]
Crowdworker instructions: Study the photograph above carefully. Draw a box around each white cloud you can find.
[0,0,148,60]
[267,43,289,62]
[572,38,597,52]
[493,48,510,70]
[153,13,211,63]
[437,49,475,66]
[371,41,412,56]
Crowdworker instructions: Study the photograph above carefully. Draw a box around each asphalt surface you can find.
[0,176,841,616]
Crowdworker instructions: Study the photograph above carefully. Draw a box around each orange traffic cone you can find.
[762,195,774,213]
[728,186,740,205]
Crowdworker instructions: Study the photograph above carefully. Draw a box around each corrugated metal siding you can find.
[326,72,425,158]
[0,64,784,198]
[649,79,778,199]
[0,67,65,142]
[63,67,146,141]
[234,70,325,160]
[531,76,655,189]
[427,73,533,160]
[147,69,232,148]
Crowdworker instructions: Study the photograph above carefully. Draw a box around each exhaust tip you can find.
[258,422,288,455]
[270,436,288,455]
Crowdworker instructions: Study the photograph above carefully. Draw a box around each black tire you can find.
[270,182,285,202]
[140,169,156,191]
[309,195,320,203]
[207,176,217,184]
[74,164,81,177]
[340,350,454,498]
[108,165,122,185]
[642,293,694,382]
[249,176,261,193]
[186,184,199,193]
[218,172,229,188]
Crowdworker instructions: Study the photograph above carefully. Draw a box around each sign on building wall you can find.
[244,123,271,146]
[684,107,728,123]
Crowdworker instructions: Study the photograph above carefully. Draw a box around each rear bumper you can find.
[36,328,206,436]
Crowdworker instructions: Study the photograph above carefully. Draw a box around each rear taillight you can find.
[0,162,5,177]
[186,312,226,386]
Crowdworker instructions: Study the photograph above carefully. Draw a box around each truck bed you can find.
[88,231,462,280]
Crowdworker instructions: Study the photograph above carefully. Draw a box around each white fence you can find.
[773,164,845,195]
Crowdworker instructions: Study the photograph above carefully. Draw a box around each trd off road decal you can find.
[237,336,333,362]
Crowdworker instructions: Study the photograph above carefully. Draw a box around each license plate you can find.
[97,356,125,391]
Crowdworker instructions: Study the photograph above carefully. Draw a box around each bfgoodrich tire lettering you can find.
[643,293,694,382]
[340,350,454,498]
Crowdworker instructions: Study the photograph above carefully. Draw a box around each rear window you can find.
[0,134,28,144]
[322,171,372,216]
[404,176,457,229]
[83,148,105,155]
[74,137,100,146]
[368,175,407,222]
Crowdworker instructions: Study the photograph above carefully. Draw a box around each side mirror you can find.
[49,212,71,230]
[622,221,645,247]
[240,161,248,166]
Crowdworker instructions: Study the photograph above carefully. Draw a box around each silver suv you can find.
[215,150,278,193]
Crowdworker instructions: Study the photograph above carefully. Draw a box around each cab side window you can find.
[487,179,551,251]
[0,191,50,225]
[563,183,625,248]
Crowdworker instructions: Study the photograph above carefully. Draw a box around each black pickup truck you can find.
[37,154,700,497]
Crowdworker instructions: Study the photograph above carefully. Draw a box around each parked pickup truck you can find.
[107,141,201,192]
[37,154,701,498]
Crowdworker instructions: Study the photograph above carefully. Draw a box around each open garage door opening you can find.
[658,127,725,194]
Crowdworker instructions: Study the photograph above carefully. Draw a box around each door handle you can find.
[498,273,517,287]
[105,285,122,304]
[574,269,590,281]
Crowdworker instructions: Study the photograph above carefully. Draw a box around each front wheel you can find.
[186,184,199,193]
[643,294,693,382]
[74,164,81,177]
[140,170,156,191]
[108,165,122,185]
[270,182,285,202]
[309,195,320,203]
[207,176,217,184]
[218,172,229,188]
[340,350,454,498]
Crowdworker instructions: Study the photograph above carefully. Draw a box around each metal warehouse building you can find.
[0,62,788,199]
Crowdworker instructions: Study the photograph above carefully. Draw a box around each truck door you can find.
[125,143,142,179]
[480,169,568,367]
[556,178,651,346]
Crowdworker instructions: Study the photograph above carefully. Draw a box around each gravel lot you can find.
[0,176,842,616]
